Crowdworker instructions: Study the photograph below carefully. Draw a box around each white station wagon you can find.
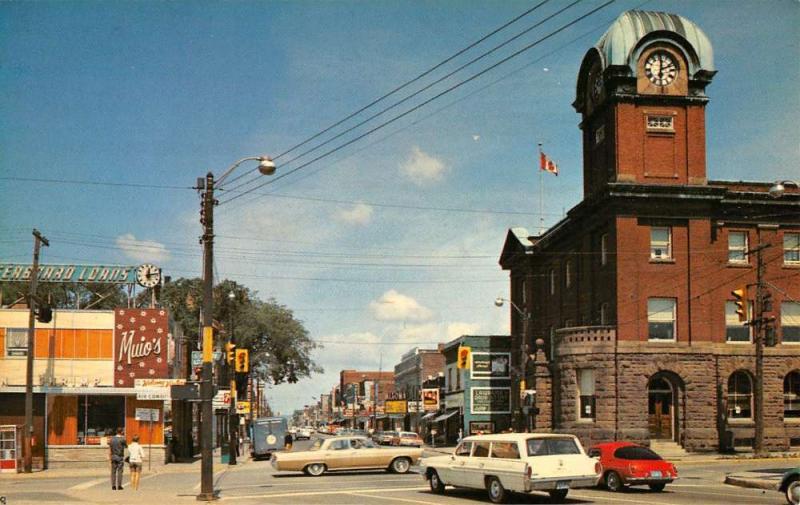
[420,433,601,503]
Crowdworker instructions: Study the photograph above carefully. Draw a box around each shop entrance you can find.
[648,376,675,440]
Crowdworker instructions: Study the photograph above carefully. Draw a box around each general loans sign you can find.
[0,264,137,284]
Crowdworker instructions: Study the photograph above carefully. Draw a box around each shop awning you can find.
[421,412,437,421]
[432,411,458,423]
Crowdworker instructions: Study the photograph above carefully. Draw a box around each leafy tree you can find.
[0,281,129,310]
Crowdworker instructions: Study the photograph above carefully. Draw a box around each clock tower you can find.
[573,10,717,197]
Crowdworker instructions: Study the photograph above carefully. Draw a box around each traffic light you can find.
[765,324,777,347]
[731,286,748,322]
[226,342,236,364]
[457,346,471,369]
[235,348,249,373]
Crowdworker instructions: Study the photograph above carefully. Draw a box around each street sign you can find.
[191,350,222,367]
[236,401,250,414]
[171,383,201,401]
[134,408,160,422]
[136,388,170,400]
[212,390,231,409]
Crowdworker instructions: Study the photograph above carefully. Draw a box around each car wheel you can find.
[390,457,411,474]
[305,463,326,476]
[548,489,569,502]
[486,476,508,504]
[787,478,800,505]
[605,471,624,492]
[429,470,445,494]
[649,483,666,492]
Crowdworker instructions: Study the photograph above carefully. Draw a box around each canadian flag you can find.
[539,150,559,176]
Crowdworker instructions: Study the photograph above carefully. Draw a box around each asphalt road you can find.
[0,436,793,505]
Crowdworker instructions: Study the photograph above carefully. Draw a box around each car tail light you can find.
[628,464,638,475]
[671,464,678,476]
[595,461,602,475]
[526,464,532,479]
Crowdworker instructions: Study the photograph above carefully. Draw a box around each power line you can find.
[0,176,191,191]
[218,0,616,207]
[220,0,551,190]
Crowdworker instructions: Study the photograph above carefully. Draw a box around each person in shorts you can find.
[127,434,146,490]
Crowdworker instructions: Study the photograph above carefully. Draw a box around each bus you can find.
[251,416,288,460]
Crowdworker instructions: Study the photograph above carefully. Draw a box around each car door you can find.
[349,438,380,468]
[324,438,352,469]
[442,441,472,486]
[461,441,492,488]
[488,441,527,492]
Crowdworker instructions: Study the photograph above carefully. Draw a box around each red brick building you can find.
[500,10,800,452]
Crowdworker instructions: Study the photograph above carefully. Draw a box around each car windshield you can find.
[527,437,580,456]
[309,439,323,451]
[614,446,662,460]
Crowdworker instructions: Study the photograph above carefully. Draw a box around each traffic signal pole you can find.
[752,243,770,457]
[23,229,48,473]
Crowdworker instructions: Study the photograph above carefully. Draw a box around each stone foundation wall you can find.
[549,340,800,452]
[46,445,167,469]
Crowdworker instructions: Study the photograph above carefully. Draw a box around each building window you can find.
[600,303,610,325]
[646,115,674,131]
[647,298,676,341]
[600,234,609,266]
[4,328,28,357]
[785,233,800,265]
[549,268,556,295]
[785,371,800,419]
[447,368,453,392]
[783,302,800,343]
[728,231,749,264]
[565,260,572,289]
[595,124,605,145]
[577,369,596,420]
[650,227,672,260]
[726,301,753,343]
[456,368,461,390]
[77,395,126,445]
[728,371,753,419]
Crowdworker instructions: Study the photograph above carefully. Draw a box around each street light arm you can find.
[769,180,800,198]
[216,156,275,187]
[495,297,530,320]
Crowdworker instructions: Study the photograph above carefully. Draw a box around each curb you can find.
[724,475,779,491]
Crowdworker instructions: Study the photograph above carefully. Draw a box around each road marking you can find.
[348,491,443,505]
[570,492,683,505]
[221,485,429,500]
[225,477,415,490]
[68,477,107,490]
[193,467,230,491]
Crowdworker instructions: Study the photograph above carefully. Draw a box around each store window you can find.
[650,227,672,260]
[77,396,125,445]
[577,369,596,420]
[785,233,800,265]
[783,302,800,343]
[784,371,800,419]
[728,231,749,264]
[727,371,753,420]
[648,298,676,341]
[4,328,28,357]
[726,301,753,343]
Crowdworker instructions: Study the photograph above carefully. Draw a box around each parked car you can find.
[374,431,397,445]
[588,442,677,492]
[271,436,423,476]
[295,427,313,440]
[420,433,601,503]
[780,468,800,505]
[391,431,423,447]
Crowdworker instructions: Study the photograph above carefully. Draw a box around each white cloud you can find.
[115,233,170,263]
[369,289,433,322]
[446,321,481,340]
[335,203,373,225]
[472,135,481,142]
[399,146,447,185]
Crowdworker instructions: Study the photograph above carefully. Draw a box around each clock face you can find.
[644,51,678,86]
[136,264,161,288]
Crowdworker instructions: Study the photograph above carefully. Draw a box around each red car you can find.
[588,442,677,492]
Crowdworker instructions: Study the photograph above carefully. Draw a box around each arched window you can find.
[784,371,800,419]
[728,371,753,419]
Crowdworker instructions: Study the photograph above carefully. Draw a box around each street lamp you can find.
[495,297,532,432]
[197,155,276,501]
[769,180,799,198]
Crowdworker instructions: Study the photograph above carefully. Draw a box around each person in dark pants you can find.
[109,427,127,490]
[284,432,293,451]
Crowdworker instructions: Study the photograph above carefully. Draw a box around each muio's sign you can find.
[114,308,170,387]
[0,263,137,284]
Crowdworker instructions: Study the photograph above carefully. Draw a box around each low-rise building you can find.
[393,346,445,432]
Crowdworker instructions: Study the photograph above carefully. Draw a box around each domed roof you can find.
[595,10,715,76]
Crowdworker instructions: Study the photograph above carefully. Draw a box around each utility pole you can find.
[24,229,48,473]
[198,173,216,500]
[752,242,770,457]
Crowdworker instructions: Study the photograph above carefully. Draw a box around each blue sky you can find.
[1,0,798,415]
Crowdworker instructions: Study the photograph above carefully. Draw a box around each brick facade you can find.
[500,10,800,452]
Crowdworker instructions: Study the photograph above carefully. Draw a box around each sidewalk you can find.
[725,468,787,491]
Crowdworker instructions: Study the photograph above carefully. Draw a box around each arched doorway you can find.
[648,374,679,441]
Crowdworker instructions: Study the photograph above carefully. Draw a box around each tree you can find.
[158,277,322,385]
[0,281,129,310]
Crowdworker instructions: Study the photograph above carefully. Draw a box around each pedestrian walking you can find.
[284,432,293,451]
[109,427,126,490]
[127,435,146,490]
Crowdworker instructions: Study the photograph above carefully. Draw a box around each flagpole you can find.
[538,143,544,235]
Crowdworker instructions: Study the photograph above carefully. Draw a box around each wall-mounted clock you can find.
[644,51,678,86]
[136,264,161,288]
